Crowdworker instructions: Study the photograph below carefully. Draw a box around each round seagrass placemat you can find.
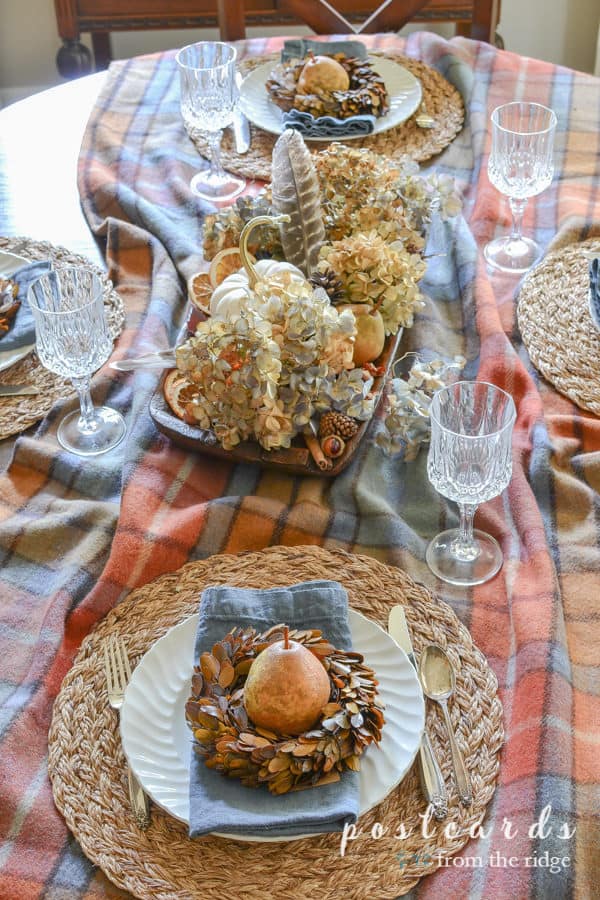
[190,53,465,182]
[48,546,502,900]
[0,237,125,440]
[518,237,600,416]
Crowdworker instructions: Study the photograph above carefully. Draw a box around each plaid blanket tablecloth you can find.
[1,30,599,900]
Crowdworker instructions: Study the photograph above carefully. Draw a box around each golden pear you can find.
[341,303,386,366]
[297,54,350,94]
[244,628,331,735]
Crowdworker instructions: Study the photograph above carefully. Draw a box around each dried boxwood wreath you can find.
[185,624,385,795]
[266,54,390,122]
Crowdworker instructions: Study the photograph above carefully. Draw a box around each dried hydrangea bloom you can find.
[318,231,426,334]
[375,355,466,459]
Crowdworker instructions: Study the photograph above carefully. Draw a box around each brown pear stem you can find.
[369,294,386,315]
[283,625,290,649]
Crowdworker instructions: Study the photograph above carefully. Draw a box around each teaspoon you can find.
[419,644,472,806]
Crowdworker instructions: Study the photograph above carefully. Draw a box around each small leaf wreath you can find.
[185,624,385,795]
[266,54,390,121]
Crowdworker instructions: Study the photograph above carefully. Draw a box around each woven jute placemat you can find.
[518,237,600,416]
[48,546,502,900]
[190,53,464,182]
[0,237,125,440]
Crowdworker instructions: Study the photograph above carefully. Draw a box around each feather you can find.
[270,129,326,275]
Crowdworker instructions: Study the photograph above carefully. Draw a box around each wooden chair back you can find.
[218,0,500,45]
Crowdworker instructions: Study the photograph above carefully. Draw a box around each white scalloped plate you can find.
[239,57,422,141]
[120,609,424,842]
[0,250,35,373]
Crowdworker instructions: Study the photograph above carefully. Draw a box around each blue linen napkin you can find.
[0,260,52,351]
[188,580,359,838]
[589,257,600,329]
[281,38,368,63]
[282,108,376,138]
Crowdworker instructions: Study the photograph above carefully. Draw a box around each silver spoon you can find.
[419,644,472,806]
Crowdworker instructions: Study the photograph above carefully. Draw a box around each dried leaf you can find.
[292,742,318,756]
[200,652,220,681]
[218,660,235,688]
[238,733,271,748]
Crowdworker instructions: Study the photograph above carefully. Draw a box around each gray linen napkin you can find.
[188,580,359,838]
[0,260,52,353]
[281,38,368,63]
[282,108,376,138]
[589,258,600,329]
[0,260,51,351]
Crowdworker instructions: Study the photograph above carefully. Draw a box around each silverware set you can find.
[103,636,151,829]
[388,605,472,816]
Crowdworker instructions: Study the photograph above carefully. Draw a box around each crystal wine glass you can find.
[426,381,516,587]
[28,266,126,456]
[485,101,557,273]
[176,41,245,202]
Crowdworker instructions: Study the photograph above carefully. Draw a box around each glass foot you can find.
[57,406,126,456]
[190,170,245,202]
[484,235,541,273]
[426,528,503,586]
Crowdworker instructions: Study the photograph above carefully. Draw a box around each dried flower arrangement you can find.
[167,133,462,463]
[185,624,384,794]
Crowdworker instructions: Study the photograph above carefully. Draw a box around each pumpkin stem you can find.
[239,214,291,289]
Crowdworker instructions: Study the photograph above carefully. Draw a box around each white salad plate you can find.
[120,608,425,842]
[0,249,35,373]
[238,57,422,141]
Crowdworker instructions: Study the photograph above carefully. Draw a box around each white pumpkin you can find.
[210,258,306,320]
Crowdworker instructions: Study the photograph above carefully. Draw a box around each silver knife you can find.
[232,72,251,155]
[0,384,40,396]
[388,605,448,820]
[110,350,176,372]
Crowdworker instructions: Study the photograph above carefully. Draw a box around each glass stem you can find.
[72,376,97,431]
[508,198,527,243]
[452,503,480,562]
[207,130,225,181]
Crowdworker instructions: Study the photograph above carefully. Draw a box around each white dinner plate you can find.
[0,249,35,373]
[239,57,422,141]
[120,608,425,842]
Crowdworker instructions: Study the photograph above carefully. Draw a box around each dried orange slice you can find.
[187,271,213,314]
[208,247,248,288]
[163,369,191,421]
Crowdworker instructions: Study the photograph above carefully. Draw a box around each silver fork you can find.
[104,637,151,829]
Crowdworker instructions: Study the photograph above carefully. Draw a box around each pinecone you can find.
[309,268,346,303]
[319,412,359,440]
